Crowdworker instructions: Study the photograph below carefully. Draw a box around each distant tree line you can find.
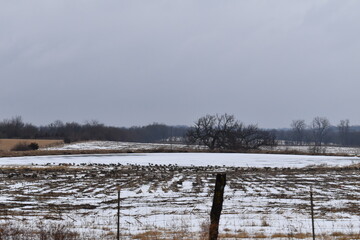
[0,116,188,143]
[2,115,360,148]
[273,117,360,147]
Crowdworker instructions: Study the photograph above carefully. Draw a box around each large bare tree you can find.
[186,114,275,150]
[186,114,238,150]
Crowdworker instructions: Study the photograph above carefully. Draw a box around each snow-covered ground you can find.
[1,152,358,168]
[2,145,360,239]
[1,163,360,239]
[262,145,360,156]
[43,140,204,151]
[45,140,360,156]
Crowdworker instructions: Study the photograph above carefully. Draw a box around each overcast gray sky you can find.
[1,0,360,128]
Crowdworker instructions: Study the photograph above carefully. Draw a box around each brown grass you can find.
[132,230,163,239]
[271,233,288,238]
[220,231,250,238]
[0,139,63,151]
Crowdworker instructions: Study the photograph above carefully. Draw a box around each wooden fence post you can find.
[310,186,315,240]
[209,173,226,240]
[117,187,121,240]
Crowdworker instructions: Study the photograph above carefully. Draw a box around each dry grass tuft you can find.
[132,230,163,239]
[271,232,288,238]
[220,231,250,238]
[253,232,267,238]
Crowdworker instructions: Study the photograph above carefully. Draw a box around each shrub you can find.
[28,142,39,150]
[11,142,39,151]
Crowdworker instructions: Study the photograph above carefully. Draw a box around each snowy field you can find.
[1,152,358,168]
[45,140,360,156]
[1,150,360,239]
[262,145,360,156]
[43,140,205,151]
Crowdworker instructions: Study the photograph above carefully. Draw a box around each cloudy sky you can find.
[1,0,360,128]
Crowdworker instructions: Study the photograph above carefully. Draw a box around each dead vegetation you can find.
[0,139,63,152]
[0,221,80,240]
[1,222,360,239]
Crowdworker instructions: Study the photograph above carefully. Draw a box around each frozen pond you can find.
[0,152,358,167]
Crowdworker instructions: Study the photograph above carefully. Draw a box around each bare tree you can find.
[186,114,275,151]
[310,117,330,147]
[215,114,241,149]
[291,120,306,145]
[186,114,238,150]
[338,119,350,146]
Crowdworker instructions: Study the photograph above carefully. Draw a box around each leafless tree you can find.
[310,117,330,147]
[338,119,350,146]
[186,114,238,150]
[186,114,275,150]
[291,120,306,145]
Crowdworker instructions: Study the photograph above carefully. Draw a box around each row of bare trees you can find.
[186,114,275,151]
[291,117,331,147]
[187,115,360,150]
[278,117,358,147]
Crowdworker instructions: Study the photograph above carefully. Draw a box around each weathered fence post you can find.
[117,187,121,240]
[209,173,226,240]
[310,186,315,240]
